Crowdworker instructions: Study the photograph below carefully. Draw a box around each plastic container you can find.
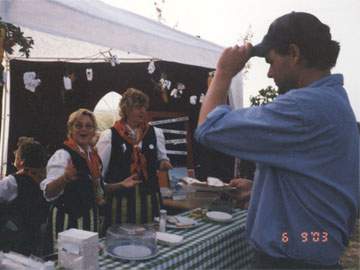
[105,224,157,261]
[58,229,99,270]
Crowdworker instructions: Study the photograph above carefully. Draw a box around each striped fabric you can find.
[106,185,161,226]
[51,206,99,246]
[99,209,253,269]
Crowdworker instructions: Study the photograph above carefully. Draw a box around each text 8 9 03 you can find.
[281,232,328,243]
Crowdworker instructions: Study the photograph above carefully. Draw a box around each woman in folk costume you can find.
[97,88,172,229]
[0,137,48,256]
[40,109,106,244]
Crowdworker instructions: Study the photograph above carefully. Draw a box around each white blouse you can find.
[0,174,18,203]
[96,126,169,178]
[40,149,71,202]
[40,145,96,202]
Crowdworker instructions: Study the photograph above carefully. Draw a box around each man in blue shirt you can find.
[195,12,359,269]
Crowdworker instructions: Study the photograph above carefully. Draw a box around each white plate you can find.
[106,243,158,261]
[206,211,233,223]
[156,232,184,246]
[154,216,199,229]
[167,216,198,229]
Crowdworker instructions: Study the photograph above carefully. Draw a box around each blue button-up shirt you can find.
[195,74,359,265]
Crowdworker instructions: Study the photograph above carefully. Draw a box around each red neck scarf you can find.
[113,119,149,181]
[64,138,102,181]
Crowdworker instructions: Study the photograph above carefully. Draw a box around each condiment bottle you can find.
[159,209,167,232]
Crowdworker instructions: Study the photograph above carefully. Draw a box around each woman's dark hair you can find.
[17,139,47,168]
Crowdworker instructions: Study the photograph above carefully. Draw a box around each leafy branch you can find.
[0,17,34,57]
[250,86,278,106]
[0,17,33,87]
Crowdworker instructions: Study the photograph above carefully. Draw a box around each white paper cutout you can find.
[160,78,172,90]
[170,88,178,98]
[23,72,41,92]
[190,95,197,105]
[121,144,127,152]
[177,82,186,91]
[63,76,72,90]
[86,68,93,81]
[199,93,205,103]
[147,60,156,74]
[170,88,183,99]
[110,55,121,67]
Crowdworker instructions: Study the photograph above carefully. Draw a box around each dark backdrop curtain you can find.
[6,59,233,178]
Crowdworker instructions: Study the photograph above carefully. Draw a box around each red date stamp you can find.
[281,232,328,243]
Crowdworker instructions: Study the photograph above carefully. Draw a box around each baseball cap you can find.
[251,12,332,58]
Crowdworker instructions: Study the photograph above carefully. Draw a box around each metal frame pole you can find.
[0,56,10,177]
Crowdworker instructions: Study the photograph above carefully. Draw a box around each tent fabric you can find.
[0,0,223,68]
[0,0,243,176]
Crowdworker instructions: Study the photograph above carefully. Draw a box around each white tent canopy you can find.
[0,0,243,176]
[1,0,225,67]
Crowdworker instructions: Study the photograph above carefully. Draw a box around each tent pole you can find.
[0,56,10,177]
[8,56,157,62]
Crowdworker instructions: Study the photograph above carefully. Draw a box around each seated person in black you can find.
[0,137,48,256]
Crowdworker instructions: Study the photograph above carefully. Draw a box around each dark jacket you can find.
[54,145,95,218]
[0,174,49,255]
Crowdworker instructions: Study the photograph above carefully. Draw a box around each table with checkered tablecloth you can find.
[99,209,253,269]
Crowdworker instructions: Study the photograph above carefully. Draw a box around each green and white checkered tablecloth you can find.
[99,209,253,269]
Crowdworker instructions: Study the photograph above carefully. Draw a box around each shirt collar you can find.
[308,73,343,88]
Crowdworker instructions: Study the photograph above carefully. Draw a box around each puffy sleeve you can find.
[154,127,169,161]
[0,175,18,203]
[40,149,70,201]
[96,129,112,178]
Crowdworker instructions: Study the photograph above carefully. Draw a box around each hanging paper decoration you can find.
[199,93,205,103]
[208,71,215,87]
[99,50,120,67]
[177,82,186,91]
[63,71,76,91]
[23,72,41,92]
[63,76,72,90]
[147,60,156,74]
[170,88,179,98]
[110,55,121,67]
[86,68,93,81]
[158,73,171,103]
[160,81,169,103]
[190,95,197,105]
[160,78,171,90]
[170,82,186,99]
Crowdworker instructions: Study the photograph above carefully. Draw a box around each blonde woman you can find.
[97,88,172,229]
[41,109,105,244]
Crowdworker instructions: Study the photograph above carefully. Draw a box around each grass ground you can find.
[341,219,360,269]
